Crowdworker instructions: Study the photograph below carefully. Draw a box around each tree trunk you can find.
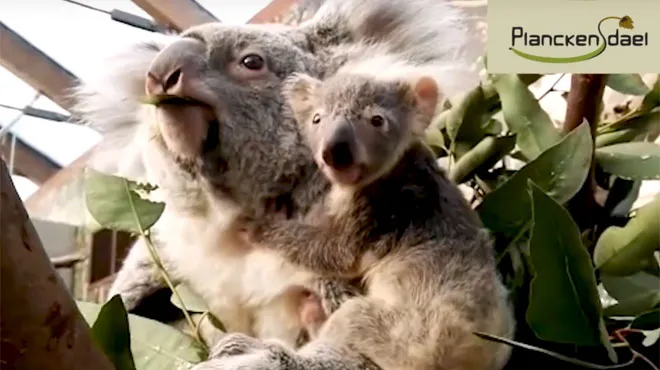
[563,74,606,231]
[0,159,113,370]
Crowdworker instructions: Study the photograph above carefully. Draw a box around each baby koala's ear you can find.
[282,73,322,123]
[410,75,442,135]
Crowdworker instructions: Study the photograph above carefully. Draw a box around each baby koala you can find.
[245,71,442,278]
[219,70,514,370]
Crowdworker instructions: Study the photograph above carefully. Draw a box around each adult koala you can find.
[72,0,505,368]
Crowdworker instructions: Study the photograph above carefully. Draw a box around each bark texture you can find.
[563,74,606,231]
[0,159,113,370]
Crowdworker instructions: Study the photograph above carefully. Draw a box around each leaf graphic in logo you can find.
[619,15,634,29]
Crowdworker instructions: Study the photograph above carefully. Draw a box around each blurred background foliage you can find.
[426,68,659,369]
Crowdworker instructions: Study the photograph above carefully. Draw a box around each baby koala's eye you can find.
[370,115,385,128]
[241,54,265,70]
[312,113,321,125]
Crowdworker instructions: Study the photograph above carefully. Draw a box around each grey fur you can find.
[70,0,490,362]
[193,72,514,370]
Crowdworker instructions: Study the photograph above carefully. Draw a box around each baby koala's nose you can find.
[323,141,354,170]
[145,38,206,97]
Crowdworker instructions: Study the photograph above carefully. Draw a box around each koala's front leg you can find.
[242,216,359,276]
[192,332,381,370]
[312,278,362,316]
[302,279,362,341]
[107,237,175,311]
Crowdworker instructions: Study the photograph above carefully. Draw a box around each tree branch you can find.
[563,74,606,231]
[0,159,114,370]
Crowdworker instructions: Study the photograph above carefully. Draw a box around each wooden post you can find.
[131,0,219,32]
[0,159,113,370]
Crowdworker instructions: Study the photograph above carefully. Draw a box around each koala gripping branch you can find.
[0,159,114,370]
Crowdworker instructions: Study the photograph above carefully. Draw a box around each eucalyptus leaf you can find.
[641,328,660,347]
[630,309,660,330]
[84,169,165,233]
[606,74,651,96]
[425,128,448,156]
[77,300,206,369]
[595,129,646,148]
[601,272,660,317]
[483,119,503,136]
[639,75,660,111]
[91,295,136,370]
[526,182,614,359]
[449,135,516,184]
[595,142,660,180]
[595,111,660,147]
[445,84,489,145]
[594,197,660,276]
[171,283,210,313]
[477,122,592,239]
[509,151,530,163]
[491,74,562,160]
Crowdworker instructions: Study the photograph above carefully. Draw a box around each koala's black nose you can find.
[145,38,206,97]
[322,141,354,169]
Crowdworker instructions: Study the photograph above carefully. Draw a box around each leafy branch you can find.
[428,71,660,368]
[83,169,209,355]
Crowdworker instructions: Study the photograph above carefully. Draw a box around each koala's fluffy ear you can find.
[282,73,322,124]
[409,76,442,135]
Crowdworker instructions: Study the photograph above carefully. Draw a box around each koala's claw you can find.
[191,351,289,370]
[196,334,297,370]
[210,333,267,359]
[317,280,361,315]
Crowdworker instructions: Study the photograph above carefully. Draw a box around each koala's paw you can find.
[191,351,290,370]
[317,280,361,315]
[195,340,297,370]
[209,333,268,359]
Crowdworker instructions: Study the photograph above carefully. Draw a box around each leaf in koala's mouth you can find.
[139,94,208,107]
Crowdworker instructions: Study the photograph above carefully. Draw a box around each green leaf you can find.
[84,169,165,233]
[639,75,660,111]
[641,328,660,347]
[77,300,206,369]
[424,128,449,156]
[170,283,210,313]
[477,122,592,239]
[449,135,516,184]
[606,74,651,96]
[491,74,562,160]
[526,182,614,360]
[602,272,660,317]
[594,197,660,276]
[631,309,660,330]
[483,119,503,136]
[595,111,660,148]
[595,142,660,181]
[91,295,136,370]
[445,84,489,145]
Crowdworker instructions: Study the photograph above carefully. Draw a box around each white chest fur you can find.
[154,204,317,346]
[140,141,317,346]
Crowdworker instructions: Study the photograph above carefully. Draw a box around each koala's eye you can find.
[370,115,385,128]
[312,113,321,125]
[241,54,265,70]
